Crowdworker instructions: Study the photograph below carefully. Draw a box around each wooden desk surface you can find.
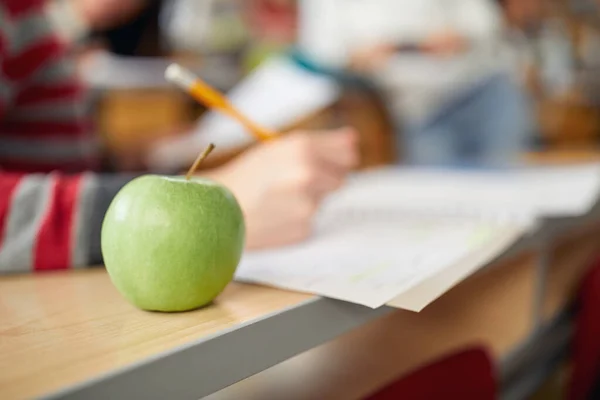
[0,270,309,399]
[3,227,598,400]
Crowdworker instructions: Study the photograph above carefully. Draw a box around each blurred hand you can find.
[349,43,396,73]
[70,0,147,30]
[422,30,467,57]
[207,128,360,249]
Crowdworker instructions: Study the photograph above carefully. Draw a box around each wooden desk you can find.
[0,271,390,399]
[2,215,599,399]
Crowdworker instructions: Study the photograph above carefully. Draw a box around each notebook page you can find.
[191,56,340,150]
[236,164,599,309]
[387,225,525,311]
[237,211,531,309]
[518,164,600,215]
[328,164,600,220]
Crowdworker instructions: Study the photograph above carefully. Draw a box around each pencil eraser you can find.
[165,63,195,89]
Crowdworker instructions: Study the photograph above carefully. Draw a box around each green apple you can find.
[101,175,245,312]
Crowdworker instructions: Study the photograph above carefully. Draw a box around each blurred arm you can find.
[0,173,133,274]
[0,0,136,273]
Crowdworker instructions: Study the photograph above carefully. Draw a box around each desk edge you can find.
[44,297,391,400]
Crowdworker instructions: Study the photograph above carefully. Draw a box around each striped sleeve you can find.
[0,0,98,173]
[0,172,132,274]
[0,2,135,273]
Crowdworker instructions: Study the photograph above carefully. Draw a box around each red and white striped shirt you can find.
[0,0,131,273]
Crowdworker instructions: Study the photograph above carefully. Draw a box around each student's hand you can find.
[349,43,396,73]
[207,128,360,249]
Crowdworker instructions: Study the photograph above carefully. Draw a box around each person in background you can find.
[501,0,576,97]
[161,0,248,57]
[0,0,359,274]
[242,0,298,71]
[297,0,533,168]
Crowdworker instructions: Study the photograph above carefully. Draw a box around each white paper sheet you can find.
[386,224,525,311]
[326,163,600,221]
[518,164,600,215]
[236,164,600,311]
[191,55,341,150]
[237,212,531,309]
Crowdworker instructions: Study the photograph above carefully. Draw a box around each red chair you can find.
[569,259,600,400]
[364,347,496,400]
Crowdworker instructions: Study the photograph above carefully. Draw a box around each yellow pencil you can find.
[165,63,276,142]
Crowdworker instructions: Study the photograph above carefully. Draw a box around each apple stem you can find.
[185,143,215,180]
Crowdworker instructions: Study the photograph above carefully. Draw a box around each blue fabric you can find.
[401,73,534,170]
[290,49,533,170]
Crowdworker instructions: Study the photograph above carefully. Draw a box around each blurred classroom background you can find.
[13,1,600,399]
[47,0,600,175]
